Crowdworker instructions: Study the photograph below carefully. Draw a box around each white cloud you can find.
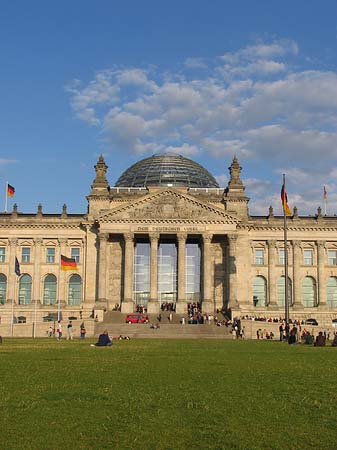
[184,57,207,69]
[66,37,337,214]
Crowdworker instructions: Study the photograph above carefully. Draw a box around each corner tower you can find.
[87,155,110,215]
[223,156,249,219]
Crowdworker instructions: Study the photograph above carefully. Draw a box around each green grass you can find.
[0,339,336,450]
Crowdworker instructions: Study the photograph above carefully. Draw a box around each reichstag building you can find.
[1,153,337,323]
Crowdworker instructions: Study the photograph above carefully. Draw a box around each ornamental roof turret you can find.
[89,155,109,196]
[223,156,249,219]
[87,155,110,216]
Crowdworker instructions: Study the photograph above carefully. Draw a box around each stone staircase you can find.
[96,311,232,339]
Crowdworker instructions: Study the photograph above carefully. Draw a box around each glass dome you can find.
[115,153,219,188]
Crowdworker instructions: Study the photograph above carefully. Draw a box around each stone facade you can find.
[1,155,337,325]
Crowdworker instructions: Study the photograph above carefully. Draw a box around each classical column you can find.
[202,233,213,313]
[267,240,278,307]
[147,233,160,314]
[58,238,68,306]
[97,233,109,307]
[121,232,134,313]
[227,234,239,311]
[317,240,327,308]
[7,238,18,303]
[292,240,302,309]
[33,238,42,305]
[176,233,187,314]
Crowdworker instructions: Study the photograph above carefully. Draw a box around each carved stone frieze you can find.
[99,190,239,224]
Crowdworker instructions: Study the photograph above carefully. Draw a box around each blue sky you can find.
[1,0,337,215]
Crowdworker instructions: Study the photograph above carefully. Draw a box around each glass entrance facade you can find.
[158,241,177,304]
[186,242,201,302]
[134,242,150,306]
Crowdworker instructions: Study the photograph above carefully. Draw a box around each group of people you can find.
[47,320,87,340]
[160,302,176,311]
[242,315,306,324]
[136,304,147,314]
[92,330,131,346]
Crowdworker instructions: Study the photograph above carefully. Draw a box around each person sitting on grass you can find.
[314,331,326,347]
[331,333,337,347]
[95,330,112,346]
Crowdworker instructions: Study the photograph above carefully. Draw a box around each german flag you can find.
[281,183,291,217]
[7,184,15,197]
[61,254,77,271]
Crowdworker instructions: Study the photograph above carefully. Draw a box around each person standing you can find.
[80,323,86,339]
[67,321,73,340]
[56,321,62,341]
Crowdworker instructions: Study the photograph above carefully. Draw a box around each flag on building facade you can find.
[7,184,15,197]
[15,257,21,276]
[61,254,77,271]
[281,183,291,217]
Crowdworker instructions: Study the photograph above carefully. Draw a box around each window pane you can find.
[0,273,6,304]
[302,277,316,307]
[43,274,57,305]
[71,248,80,263]
[304,249,313,266]
[68,274,82,305]
[0,247,5,263]
[327,277,337,308]
[253,276,266,306]
[279,249,285,265]
[277,276,292,307]
[46,248,55,263]
[19,274,32,304]
[21,248,30,263]
[328,250,337,265]
[255,249,264,265]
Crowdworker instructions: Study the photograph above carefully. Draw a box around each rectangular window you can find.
[46,248,55,263]
[71,248,80,263]
[0,247,5,263]
[255,249,264,265]
[328,250,337,265]
[278,249,285,265]
[303,249,313,266]
[22,247,30,263]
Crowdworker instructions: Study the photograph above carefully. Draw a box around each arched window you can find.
[277,276,292,307]
[68,274,82,305]
[0,273,6,304]
[18,274,32,305]
[327,277,337,308]
[302,276,316,307]
[253,276,267,306]
[43,274,57,305]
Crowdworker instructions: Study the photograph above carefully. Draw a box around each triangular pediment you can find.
[98,189,239,224]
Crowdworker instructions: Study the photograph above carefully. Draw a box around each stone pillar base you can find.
[318,304,329,311]
[267,303,279,309]
[175,302,187,314]
[147,302,160,314]
[202,301,214,314]
[94,309,104,322]
[96,299,107,309]
[121,302,134,313]
[292,304,303,311]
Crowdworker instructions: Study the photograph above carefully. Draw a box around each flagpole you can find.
[33,298,38,338]
[4,181,8,213]
[324,186,327,216]
[283,174,290,326]
[11,276,17,337]
[57,258,61,322]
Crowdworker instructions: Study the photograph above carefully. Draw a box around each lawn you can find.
[0,338,336,450]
